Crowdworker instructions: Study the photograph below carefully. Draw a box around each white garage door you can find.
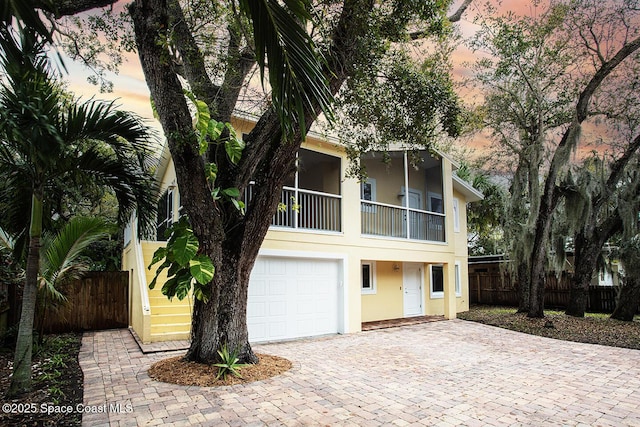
[247,256,340,342]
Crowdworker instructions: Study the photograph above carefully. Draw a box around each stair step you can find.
[150,322,191,335]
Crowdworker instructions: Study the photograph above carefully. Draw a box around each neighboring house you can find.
[123,115,483,344]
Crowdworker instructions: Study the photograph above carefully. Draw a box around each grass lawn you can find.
[459,305,640,350]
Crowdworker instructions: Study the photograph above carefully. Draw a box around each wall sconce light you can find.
[393,263,400,272]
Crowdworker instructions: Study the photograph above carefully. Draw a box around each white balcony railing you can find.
[246,184,342,232]
[361,201,445,242]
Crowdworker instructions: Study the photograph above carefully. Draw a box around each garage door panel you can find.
[268,259,287,275]
[268,300,287,316]
[268,280,287,295]
[268,322,287,338]
[248,256,339,342]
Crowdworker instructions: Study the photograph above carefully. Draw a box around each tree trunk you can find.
[187,256,258,364]
[528,194,555,318]
[567,213,623,317]
[611,277,640,321]
[566,231,597,317]
[528,245,547,318]
[8,193,43,397]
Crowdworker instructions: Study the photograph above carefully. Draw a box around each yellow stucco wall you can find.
[133,119,476,340]
[361,261,404,322]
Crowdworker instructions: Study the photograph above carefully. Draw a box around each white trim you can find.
[429,264,444,299]
[256,248,348,334]
[361,178,377,201]
[427,191,444,214]
[455,261,462,297]
[361,261,377,294]
[132,221,150,314]
[453,197,460,233]
[452,174,484,202]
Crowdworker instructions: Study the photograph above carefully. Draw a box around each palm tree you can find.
[0,29,156,397]
[37,216,113,333]
[2,217,113,342]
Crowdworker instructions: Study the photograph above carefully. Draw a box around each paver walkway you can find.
[79,320,640,426]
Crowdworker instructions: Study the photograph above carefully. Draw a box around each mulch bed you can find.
[458,305,640,350]
[0,333,84,427]
[148,353,292,387]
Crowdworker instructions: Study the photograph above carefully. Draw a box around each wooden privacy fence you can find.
[468,271,618,313]
[43,271,129,333]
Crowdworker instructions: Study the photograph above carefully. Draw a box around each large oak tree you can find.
[470,0,640,318]
[128,0,470,364]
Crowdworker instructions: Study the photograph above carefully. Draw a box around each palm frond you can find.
[0,226,15,252]
[73,147,158,235]
[40,216,113,300]
[239,0,334,139]
[0,0,54,42]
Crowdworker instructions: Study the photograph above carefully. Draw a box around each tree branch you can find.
[409,0,472,40]
[34,0,118,17]
[166,0,220,109]
[448,0,473,23]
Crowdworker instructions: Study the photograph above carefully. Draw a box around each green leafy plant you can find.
[213,344,249,380]
[48,385,65,404]
[148,92,249,303]
[277,196,300,213]
[148,216,215,302]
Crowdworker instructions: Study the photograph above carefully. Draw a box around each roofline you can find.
[452,173,484,202]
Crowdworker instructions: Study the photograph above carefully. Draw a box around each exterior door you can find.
[401,188,423,239]
[403,263,423,317]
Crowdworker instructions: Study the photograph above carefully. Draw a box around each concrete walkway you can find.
[79,320,640,426]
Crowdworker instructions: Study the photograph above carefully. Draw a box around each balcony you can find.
[361,201,445,242]
[246,184,342,232]
[273,187,342,232]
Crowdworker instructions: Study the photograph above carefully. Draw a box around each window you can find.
[361,178,376,201]
[455,262,461,296]
[428,192,444,214]
[156,188,174,241]
[361,178,377,213]
[361,261,376,294]
[453,198,460,233]
[430,264,444,299]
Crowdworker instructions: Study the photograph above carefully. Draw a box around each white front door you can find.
[403,263,423,317]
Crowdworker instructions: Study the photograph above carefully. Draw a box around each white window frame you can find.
[361,178,377,201]
[361,261,377,294]
[156,188,174,241]
[455,261,462,297]
[428,191,444,214]
[453,197,460,233]
[361,178,377,213]
[429,264,444,299]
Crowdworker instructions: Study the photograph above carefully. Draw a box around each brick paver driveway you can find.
[80,320,640,426]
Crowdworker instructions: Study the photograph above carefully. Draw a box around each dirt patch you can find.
[148,353,292,387]
[0,333,84,427]
[459,305,640,350]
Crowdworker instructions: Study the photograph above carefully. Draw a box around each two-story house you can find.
[123,115,483,344]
